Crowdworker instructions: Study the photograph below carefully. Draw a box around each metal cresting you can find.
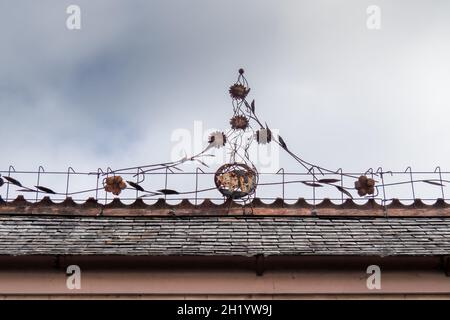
[0,70,449,211]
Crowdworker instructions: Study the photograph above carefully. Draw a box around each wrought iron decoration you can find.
[1,69,449,205]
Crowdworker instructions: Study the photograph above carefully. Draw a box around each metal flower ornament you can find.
[203,69,448,203]
[1,68,449,209]
[104,176,127,196]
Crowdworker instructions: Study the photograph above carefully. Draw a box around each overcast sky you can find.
[1,0,449,201]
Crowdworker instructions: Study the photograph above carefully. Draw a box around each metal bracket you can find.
[255,254,265,276]
[53,255,62,270]
[442,256,450,277]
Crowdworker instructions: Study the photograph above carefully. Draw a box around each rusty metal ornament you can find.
[214,163,258,199]
[208,131,227,148]
[229,84,249,100]
[230,115,249,130]
[354,175,375,196]
[256,128,272,144]
[2,68,449,204]
[104,176,127,196]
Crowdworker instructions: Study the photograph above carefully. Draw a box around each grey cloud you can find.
[1,0,449,178]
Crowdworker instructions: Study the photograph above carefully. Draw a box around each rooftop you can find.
[1,197,450,257]
[0,215,449,257]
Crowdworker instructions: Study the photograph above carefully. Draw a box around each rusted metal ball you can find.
[214,163,258,199]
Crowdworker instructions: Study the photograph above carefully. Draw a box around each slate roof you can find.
[0,215,449,256]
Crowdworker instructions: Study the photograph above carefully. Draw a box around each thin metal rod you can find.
[1,169,450,176]
[405,167,416,201]
[6,166,15,201]
[36,166,45,202]
[95,168,104,200]
[105,167,113,205]
[164,167,168,201]
[276,168,285,203]
[435,166,445,199]
[195,167,205,205]
[65,167,75,198]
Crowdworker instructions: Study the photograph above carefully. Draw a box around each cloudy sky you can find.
[1,0,449,201]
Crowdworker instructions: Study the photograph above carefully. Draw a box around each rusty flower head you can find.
[256,128,272,144]
[104,176,127,196]
[354,175,375,196]
[230,115,249,130]
[229,83,249,100]
[208,131,227,148]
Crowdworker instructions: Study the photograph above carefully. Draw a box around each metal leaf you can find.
[157,189,180,195]
[17,189,35,193]
[126,181,145,192]
[251,100,255,113]
[0,177,4,187]
[196,159,209,168]
[219,188,233,197]
[180,155,188,163]
[278,135,288,150]
[35,186,57,194]
[335,185,353,199]
[231,191,249,199]
[318,179,341,184]
[3,176,22,187]
[301,181,323,187]
[423,180,445,187]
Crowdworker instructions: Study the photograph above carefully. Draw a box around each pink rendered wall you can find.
[0,269,449,295]
[0,256,449,297]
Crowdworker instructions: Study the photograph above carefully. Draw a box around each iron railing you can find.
[0,165,449,206]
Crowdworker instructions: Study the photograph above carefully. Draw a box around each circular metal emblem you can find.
[214,163,258,199]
